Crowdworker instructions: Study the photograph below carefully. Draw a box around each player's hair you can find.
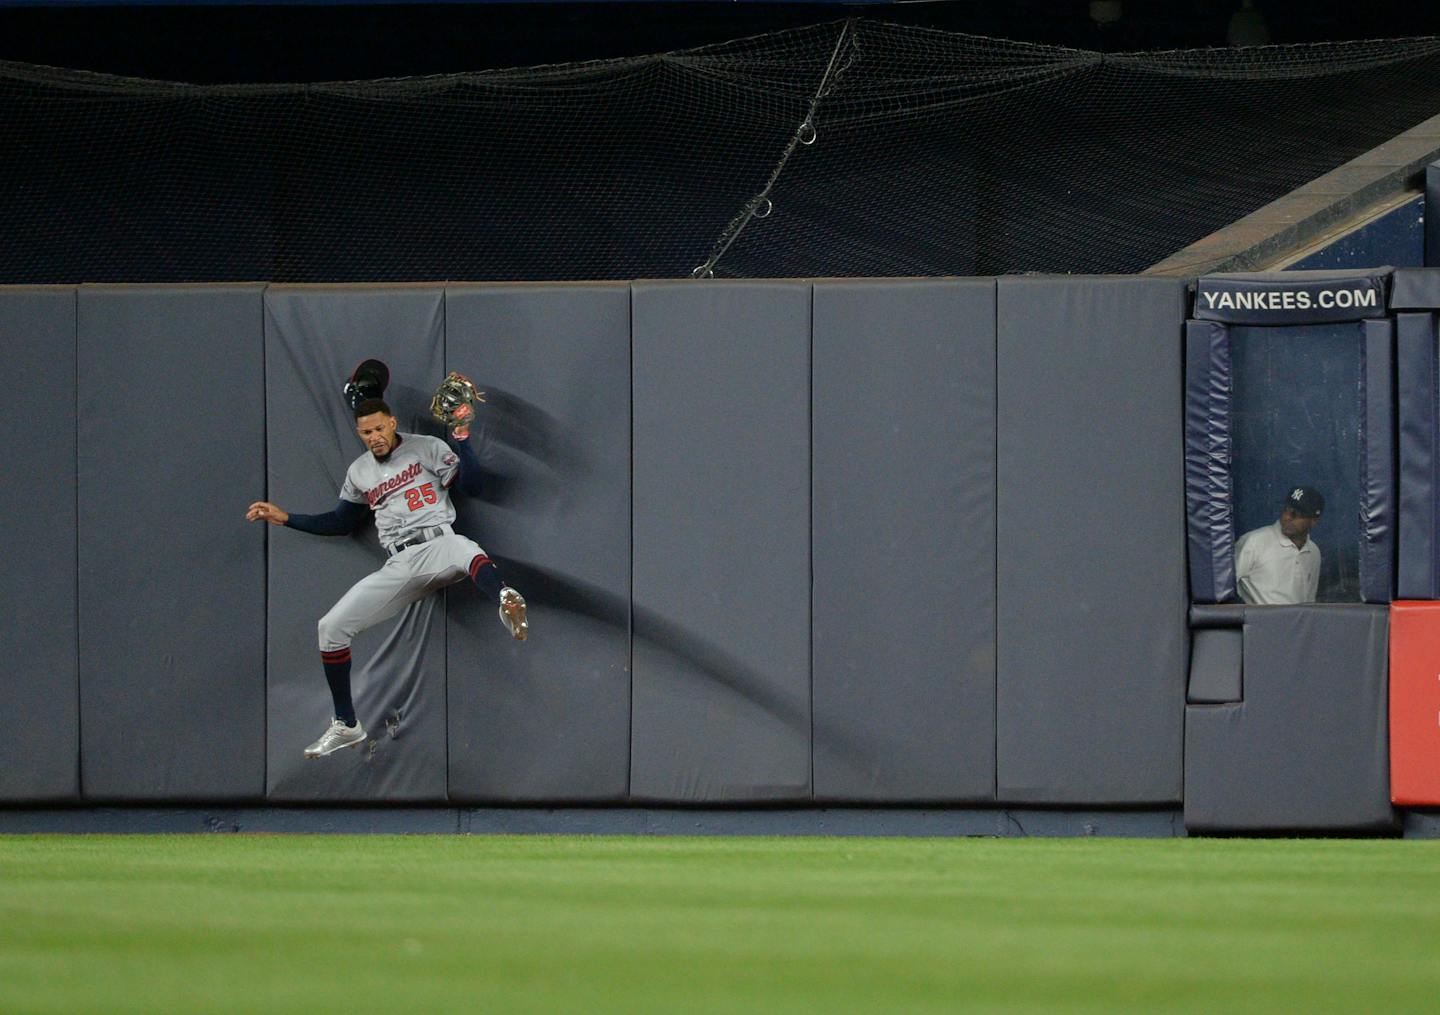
[353,397,393,419]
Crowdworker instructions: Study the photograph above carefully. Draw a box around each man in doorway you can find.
[1234,485,1324,605]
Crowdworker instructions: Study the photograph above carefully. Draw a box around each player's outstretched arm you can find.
[246,501,290,526]
[284,499,371,536]
[247,499,369,535]
[444,429,486,496]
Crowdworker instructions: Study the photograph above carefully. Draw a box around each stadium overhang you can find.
[1147,110,1440,276]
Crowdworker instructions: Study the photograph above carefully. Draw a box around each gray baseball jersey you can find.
[339,433,460,550]
[317,433,491,653]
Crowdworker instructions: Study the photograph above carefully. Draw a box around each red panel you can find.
[1390,602,1440,805]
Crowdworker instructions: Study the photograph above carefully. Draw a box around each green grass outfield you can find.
[1,835,1436,1013]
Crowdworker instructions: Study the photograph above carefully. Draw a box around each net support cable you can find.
[691,19,857,280]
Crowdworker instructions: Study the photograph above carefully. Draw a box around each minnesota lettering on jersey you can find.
[366,461,423,507]
[341,433,460,547]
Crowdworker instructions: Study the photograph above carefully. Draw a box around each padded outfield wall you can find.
[4,272,1434,833]
[0,277,1187,813]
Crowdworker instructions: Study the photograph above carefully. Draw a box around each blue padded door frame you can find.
[1185,319,1236,604]
[1360,317,1395,604]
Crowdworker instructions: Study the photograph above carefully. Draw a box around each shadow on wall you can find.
[466,387,586,512]
[449,385,878,768]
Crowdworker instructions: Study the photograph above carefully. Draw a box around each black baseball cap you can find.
[343,358,390,411]
[1283,486,1324,518]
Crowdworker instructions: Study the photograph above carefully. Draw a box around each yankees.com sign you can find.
[1193,271,1388,325]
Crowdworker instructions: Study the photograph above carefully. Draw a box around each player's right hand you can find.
[246,501,289,526]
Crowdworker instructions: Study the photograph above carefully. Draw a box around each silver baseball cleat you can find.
[304,718,367,759]
[499,587,529,641]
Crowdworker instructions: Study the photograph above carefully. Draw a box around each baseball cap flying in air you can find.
[1284,486,1324,518]
[343,358,390,411]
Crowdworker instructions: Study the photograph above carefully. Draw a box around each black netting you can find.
[5,19,1440,283]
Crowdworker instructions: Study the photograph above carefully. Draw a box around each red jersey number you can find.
[403,483,438,511]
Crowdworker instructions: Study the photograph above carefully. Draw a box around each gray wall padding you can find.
[996,277,1189,805]
[1187,628,1242,704]
[264,287,448,801]
[630,282,812,802]
[1184,605,1394,833]
[77,286,266,801]
[0,288,78,801]
[1189,603,1247,629]
[1390,267,1440,308]
[444,285,631,802]
[1396,312,1439,600]
[811,280,996,802]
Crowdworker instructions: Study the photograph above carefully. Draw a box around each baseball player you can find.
[246,371,527,759]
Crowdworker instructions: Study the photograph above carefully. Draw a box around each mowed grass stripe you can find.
[0,836,1435,1013]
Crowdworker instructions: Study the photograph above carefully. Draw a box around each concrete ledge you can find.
[1146,111,1440,277]
[0,807,1186,837]
[0,808,463,835]
[462,808,1186,837]
[7,807,1434,837]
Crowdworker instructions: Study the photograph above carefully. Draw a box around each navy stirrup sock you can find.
[468,554,506,603]
[320,648,357,726]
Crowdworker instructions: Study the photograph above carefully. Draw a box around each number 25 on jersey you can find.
[403,483,438,511]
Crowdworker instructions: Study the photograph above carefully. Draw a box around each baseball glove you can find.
[430,371,485,438]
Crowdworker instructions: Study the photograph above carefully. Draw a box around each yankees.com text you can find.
[1200,288,1379,312]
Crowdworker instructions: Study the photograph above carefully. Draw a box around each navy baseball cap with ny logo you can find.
[1284,486,1324,518]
